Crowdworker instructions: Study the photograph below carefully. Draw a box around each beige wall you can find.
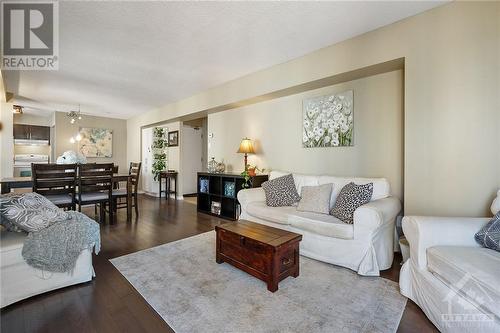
[208,70,404,199]
[54,112,127,172]
[128,2,500,216]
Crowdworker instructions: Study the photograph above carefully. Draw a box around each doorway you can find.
[181,117,207,197]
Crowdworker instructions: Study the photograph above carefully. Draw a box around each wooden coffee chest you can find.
[215,220,302,292]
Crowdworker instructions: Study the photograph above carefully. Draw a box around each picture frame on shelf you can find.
[168,130,179,147]
[211,201,221,215]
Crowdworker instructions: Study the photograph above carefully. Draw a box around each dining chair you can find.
[31,163,77,210]
[111,162,141,216]
[75,163,114,223]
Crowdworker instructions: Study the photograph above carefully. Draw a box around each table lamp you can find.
[237,138,255,171]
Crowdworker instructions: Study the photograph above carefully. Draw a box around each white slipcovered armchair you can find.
[399,191,500,333]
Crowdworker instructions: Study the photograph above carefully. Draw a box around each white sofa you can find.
[237,170,401,276]
[399,198,500,332]
[1,230,95,308]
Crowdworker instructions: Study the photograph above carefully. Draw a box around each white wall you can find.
[140,121,182,196]
[128,2,500,216]
[209,70,403,199]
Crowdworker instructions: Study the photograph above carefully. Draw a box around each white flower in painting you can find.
[304,119,310,128]
[326,119,334,127]
[315,135,321,142]
[340,124,349,134]
[313,126,320,135]
[307,108,317,118]
[322,121,329,129]
[303,132,308,143]
[307,131,315,139]
[348,114,353,124]
[324,136,331,143]
[333,113,341,122]
[343,105,352,116]
[317,128,325,136]
[331,132,339,146]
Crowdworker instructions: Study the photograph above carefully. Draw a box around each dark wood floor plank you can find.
[0,195,436,332]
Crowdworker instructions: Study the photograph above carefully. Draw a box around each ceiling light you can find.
[75,133,82,141]
[67,104,82,123]
[12,105,23,114]
[70,137,76,144]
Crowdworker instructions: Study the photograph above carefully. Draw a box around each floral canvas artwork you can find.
[302,90,353,148]
[78,128,113,157]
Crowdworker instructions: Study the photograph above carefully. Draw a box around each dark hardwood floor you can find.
[1,195,438,333]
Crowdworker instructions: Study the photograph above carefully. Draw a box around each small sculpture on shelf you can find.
[208,157,226,173]
[216,161,226,173]
[208,157,218,173]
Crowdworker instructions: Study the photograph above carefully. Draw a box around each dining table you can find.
[0,174,133,222]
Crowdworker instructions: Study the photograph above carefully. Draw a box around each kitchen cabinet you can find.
[30,125,50,141]
[13,124,50,143]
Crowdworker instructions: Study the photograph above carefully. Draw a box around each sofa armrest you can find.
[353,196,401,239]
[402,216,490,270]
[491,189,500,215]
[237,188,266,212]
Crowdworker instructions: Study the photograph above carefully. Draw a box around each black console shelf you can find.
[197,172,268,220]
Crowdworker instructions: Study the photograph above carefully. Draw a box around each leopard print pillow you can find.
[262,174,300,207]
[330,182,373,224]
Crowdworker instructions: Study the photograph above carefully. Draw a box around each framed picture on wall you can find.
[168,130,179,147]
[302,90,354,148]
[79,127,113,157]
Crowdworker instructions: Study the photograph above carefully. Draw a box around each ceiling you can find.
[4,1,446,119]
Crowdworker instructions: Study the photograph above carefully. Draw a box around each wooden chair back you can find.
[31,163,77,197]
[78,163,114,195]
[129,162,141,194]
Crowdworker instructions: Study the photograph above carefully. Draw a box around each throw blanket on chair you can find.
[22,211,101,273]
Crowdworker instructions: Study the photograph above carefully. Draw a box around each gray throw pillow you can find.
[297,184,333,214]
[0,192,69,232]
[330,182,373,224]
[475,212,500,252]
[262,174,300,207]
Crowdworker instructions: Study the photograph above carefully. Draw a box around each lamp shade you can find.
[237,138,255,154]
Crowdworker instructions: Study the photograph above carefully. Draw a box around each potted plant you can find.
[152,127,168,181]
[240,165,265,188]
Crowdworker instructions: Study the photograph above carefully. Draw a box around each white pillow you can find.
[297,184,333,215]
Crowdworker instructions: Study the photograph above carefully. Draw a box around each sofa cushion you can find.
[427,246,500,317]
[262,174,300,207]
[0,192,69,233]
[475,212,500,252]
[271,171,390,209]
[330,182,373,224]
[319,176,390,208]
[289,212,353,239]
[297,184,333,214]
[270,170,319,194]
[246,202,296,225]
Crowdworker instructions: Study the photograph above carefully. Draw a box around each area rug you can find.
[110,231,407,333]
